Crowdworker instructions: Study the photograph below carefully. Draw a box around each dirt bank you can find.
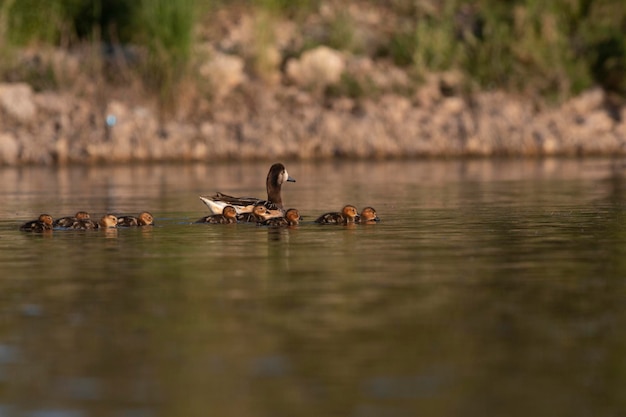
[1,74,625,166]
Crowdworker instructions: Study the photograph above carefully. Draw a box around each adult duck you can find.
[314,205,359,225]
[199,163,295,218]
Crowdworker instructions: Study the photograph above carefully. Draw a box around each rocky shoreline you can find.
[1,48,625,165]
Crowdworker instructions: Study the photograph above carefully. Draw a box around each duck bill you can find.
[287,176,296,183]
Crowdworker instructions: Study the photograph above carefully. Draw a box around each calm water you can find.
[0,159,625,417]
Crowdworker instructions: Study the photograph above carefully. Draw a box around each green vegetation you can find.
[0,0,624,103]
[378,0,626,99]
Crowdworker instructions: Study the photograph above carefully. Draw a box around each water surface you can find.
[0,159,625,417]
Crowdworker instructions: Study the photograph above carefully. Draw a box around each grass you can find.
[0,0,624,104]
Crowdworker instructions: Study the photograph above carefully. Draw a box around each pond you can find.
[0,159,625,417]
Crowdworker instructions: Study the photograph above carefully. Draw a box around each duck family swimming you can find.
[19,164,379,232]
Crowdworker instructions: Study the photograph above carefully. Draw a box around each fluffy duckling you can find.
[20,214,54,232]
[237,204,270,223]
[98,214,118,229]
[51,211,99,230]
[117,211,154,227]
[356,207,380,224]
[53,211,91,228]
[259,208,301,227]
[199,163,296,217]
[196,205,238,224]
[314,205,359,225]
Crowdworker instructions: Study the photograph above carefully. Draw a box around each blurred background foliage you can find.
[0,0,624,102]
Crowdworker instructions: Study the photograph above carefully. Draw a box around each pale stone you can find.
[199,52,246,98]
[0,132,19,165]
[286,46,345,89]
[0,83,36,122]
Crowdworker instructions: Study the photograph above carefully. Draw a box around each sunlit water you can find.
[0,159,625,417]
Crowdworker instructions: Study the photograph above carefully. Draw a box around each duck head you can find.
[222,206,238,220]
[360,207,380,223]
[284,208,301,225]
[39,214,54,226]
[75,211,91,220]
[138,212,154,226]
[99,214,118,228]
[342,205,359,223]
[266,163,295,208]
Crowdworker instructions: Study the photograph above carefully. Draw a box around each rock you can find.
[286,46,345,89]
[0,132,19,165]
[0,83,36,122]
[199,51,246,99]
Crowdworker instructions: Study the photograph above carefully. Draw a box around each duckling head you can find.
[285,208,301,225]
[138,211,154,226]
[342,205,359,221]
[253,204,269,218]
[39,214,54,226]
[99,214,118,228]
[75,211,91,220]
[360,207,380,222]
[223,206,238,220]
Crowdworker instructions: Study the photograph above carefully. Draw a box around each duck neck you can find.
[267,179,283,208]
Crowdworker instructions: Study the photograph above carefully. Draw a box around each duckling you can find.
[52,211,98,230]
[196,205,238,224]
[98,214,118,229]
[356,207,380,224]
[117,211,154,227]
[199,163,296,217]
[259,208,301,227]
[53,211,91,228]
[237,204,270,223]
[314,205,359,225]
[20,214,54,232]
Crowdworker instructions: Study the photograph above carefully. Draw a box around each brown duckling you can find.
[356,207,380,224]
[117,211,154,227]
[314,205,358,225]
[53,211,91,228]
[237,204,270,223]
[55,211,98,229]
[20,214,54,232]
[98,214,118,229]
[196,205,237,224]
[259,208,301,227]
